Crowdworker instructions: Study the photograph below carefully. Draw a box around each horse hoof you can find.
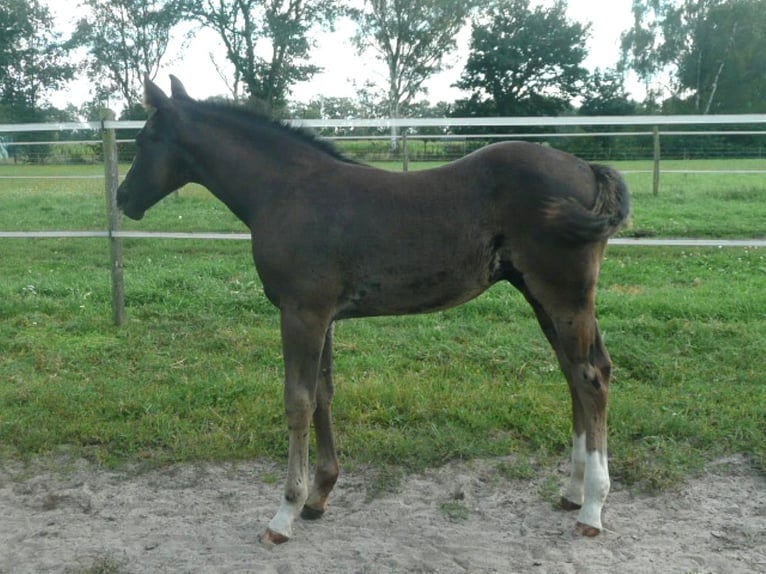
[301,505,325,520]
[260,528,290,546]
[575,522,601,537]
[559,497,582,511]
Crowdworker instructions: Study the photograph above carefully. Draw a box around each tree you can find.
[575,69,639,161]
[350,0,476,122]
[0,0,74,122]
[185,0,340,112]
[620,0,766,113]
[289,95,379,138]
[70,0,186,111]
[454,0,590,117]
[579,68,636,116]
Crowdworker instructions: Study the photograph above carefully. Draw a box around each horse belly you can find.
[339,264,492,318]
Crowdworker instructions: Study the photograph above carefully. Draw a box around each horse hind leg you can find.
[560,390,587,512]
[518,277,612,536]
[301,323,340,520]
[555,311,612,536]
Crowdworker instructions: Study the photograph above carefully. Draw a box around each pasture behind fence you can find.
[2,114,766,325]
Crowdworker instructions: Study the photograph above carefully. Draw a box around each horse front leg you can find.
[261,308,329,545]
[302,322,340,520]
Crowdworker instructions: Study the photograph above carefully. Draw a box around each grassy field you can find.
[0,158,764,490]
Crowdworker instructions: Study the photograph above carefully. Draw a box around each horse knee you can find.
[284,388,315,430]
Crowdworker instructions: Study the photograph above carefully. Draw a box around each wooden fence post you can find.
[102,110,126,326]
[652,125,661,196]
[401,130,410,172]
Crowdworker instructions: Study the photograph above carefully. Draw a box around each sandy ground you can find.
[0,454,764,574]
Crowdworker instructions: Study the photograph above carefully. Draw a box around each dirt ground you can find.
[1,454,764,574]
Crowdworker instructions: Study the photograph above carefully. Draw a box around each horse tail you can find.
[543,163,631,244]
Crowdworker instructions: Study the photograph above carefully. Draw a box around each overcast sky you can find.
[45,0,642,111]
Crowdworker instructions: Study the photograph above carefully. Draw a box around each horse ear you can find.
[143,75,171,111]
[169,75,191,100]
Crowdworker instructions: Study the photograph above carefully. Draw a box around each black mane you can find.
[188,98,361,165]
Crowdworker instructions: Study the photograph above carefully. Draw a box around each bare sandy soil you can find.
[1,454,764,574]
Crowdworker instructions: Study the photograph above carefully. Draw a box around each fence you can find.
[2,114,766,325]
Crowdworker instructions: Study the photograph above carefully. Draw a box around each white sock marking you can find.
[578,449,610,530]
[563,433,586,506]
[268,498,302,538]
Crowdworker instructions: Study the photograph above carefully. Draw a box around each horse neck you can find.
[178,113,329,227]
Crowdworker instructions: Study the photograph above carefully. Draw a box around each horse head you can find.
[116,76,194,220]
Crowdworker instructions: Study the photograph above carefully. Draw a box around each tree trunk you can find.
[703,21,738,114]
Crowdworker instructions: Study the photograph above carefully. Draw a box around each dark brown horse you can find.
[117,76,630,544]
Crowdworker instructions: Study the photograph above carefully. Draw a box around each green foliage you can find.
[455,0,590,117]
[579,68,637,116]
[350,0,477,116]
[620,0,766,113]
[676,0,766,113]
[69,0,186,109]
[184,0,341,111]
[0,0,74,121]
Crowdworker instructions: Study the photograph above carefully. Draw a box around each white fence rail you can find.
[2,115,765,324]
[1,230,764,249]
[2,113,766,133]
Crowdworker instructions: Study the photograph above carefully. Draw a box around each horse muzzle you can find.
[116,197,145,220]
[122,208,145,221]
[116,186,145,220]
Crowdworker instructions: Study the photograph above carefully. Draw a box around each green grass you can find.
[0,159,765,492]
[440,500,470,521]
[619,159,766,238]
